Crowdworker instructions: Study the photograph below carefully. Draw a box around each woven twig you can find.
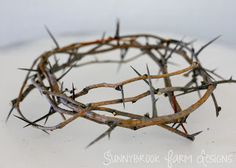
[8,25,236,147]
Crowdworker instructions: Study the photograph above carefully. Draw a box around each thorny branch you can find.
[7,26,236,148]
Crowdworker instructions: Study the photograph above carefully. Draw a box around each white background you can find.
[0,1,236,168]
[0,0,236,48]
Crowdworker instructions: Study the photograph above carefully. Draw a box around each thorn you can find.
[18,114,50,134]
[174,122,181,130]
[166,39,183,60]
[5,106,15,122]
[18,68,38,72]
[144,113,150,118]
[44,107,54,125]
[60,82,64,92]
[174,122,188,134]
[211,93,221,117]
[42,130,50,135]
[146,64,158,118]
[195,80,202,98]
[115,85,121,91]
[131,65,159,96]
[117,48,128,72]
[200,67,215,81]
[57,65,74,81]
[184,79,194,88]
[211,68,217,73]
[22,108,55,128]
[195,35,221,58]
[44,25,60,48]
[60,113,67,121]
[47,60,53,71]
[130,66,149,85]
[108,132,111,140]
[172,95,188,134]
[171,123,177,128]
[86,124,116,149]
[114,19,120,39]
[120,85,125,109]
[186,39,197,46]
[130,66,141,75]
[71,83,76,100]
[14,115,35,126]
[154,98,159,103]
[187,131,203,141]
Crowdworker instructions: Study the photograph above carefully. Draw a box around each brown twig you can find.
[8,27,235,148]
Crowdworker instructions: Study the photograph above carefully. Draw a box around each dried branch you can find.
[8,29,235,148]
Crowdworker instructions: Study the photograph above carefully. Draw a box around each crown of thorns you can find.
[8,24,236,148]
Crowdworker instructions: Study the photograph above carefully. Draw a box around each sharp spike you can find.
[57,65,74,81]
[44,25,60,48]
[195,35,221,57]
[166,39,183,60]
[44,107,55,125]
[195,79,202,98]
[114,19,120,39]
[23,108,55,128]
[171,122,177,128]
[60,82,64,92]
[14,115,35,126]
[86,124,116,148]
[154,98,159,103]
[130,66,149,85]
[199,67,215,81]
[146,64,158,118]
[5,106,15,122]
[42,130,50,135]
[211,93,221,117]
[18,68,38,72]
[72,83,76,100]
[117,48,128,72]
[120,85,125,109]
[131,65,158,95]
[187,131,203,141]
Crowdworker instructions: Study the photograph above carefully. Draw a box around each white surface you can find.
[0,34,236,168]
[0,0,236,48]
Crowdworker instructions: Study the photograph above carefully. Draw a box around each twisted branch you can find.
[8,29,236,147]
